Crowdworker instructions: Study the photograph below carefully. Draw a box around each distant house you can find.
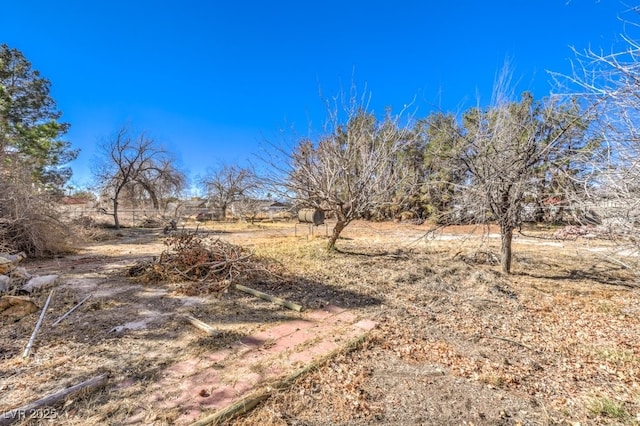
[59,196,94,206]
[166,198,224,220]
[229,199,292,220]
[264,201,291,217]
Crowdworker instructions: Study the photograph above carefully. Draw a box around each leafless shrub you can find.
[0,171,74,257]
[66,216,113,242]
[548,9,640,270]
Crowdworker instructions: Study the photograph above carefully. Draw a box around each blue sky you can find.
[1,0,632,190]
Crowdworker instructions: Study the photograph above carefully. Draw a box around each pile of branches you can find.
[129,231,268,294]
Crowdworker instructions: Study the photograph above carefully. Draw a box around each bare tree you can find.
[200,164,257,220]
[456,66,587,273]
[548,11,640,264]
[263,87,414,250]
[93,126,186,229]
[233,197,265,223]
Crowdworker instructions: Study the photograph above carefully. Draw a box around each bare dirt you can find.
[1,220,639,425]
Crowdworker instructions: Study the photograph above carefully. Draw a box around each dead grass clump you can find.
[460,249,499,266]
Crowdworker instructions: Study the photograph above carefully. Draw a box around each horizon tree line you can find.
[3,7,640,273]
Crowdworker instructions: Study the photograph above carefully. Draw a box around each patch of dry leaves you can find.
[3,222,640,425]
[234,233,640,425]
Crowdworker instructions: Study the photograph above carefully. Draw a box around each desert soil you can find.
[1,219,639,425]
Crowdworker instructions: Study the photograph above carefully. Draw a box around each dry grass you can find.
[1,220,640,425]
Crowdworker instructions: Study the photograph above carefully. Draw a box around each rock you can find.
[21,275,59,293]
[0,252,27,275]
[0,252,26,263]
[10,266,31,281]
[0,295,38,318]
[0,257,13,275]
[0,275,10,293]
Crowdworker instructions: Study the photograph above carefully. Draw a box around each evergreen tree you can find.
[0,44,77,190]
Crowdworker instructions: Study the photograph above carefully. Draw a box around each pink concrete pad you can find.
[259,328,316,354]
[265,313,356,353]
[231,372,262,395]
[149,370,223,409]
[138,310,378,426]
[240,313,361,362]
[163,358,201,378]
[305,304,347,321]
[287,326,368,365]
[195,372,262,411]
[198,385,236,408]
[202,349,231,365]
[353,319,378,331]
[288,339,341,365]
[320,309,357,325]
[240,319,313,347]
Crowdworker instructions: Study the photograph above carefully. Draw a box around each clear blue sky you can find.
[1,0,631,191]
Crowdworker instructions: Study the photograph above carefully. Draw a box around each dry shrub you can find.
[0,176,74,257]
[67,216,113,242]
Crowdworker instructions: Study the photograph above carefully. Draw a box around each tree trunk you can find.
[113,198,120,230]
[500,224,513,274]
[327,220,346,251]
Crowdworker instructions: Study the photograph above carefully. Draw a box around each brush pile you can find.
[128,231,264,294]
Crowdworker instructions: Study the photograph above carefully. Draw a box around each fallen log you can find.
[184,314,220,336]
[22,289,54,358]
[0,374,108,426]
[190,330,371,426]
[234,284,303,312]
[52,295,92,326]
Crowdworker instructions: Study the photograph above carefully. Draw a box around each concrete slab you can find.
[127,305,377,425]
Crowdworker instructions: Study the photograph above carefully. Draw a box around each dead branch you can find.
[176,252,254,281]
[52,294,92,326]
[0,374,108,426]
[184,314,220,336]
[22,289,54,358]
[487,334,533,351]
[234,284,303,312]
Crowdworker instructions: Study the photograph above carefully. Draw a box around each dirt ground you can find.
[1,219,639,425]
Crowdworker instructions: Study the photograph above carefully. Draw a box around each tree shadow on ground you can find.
[515,265,638,289]
[333,246,412,260]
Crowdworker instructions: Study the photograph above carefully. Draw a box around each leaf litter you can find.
[1,221,639,425]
